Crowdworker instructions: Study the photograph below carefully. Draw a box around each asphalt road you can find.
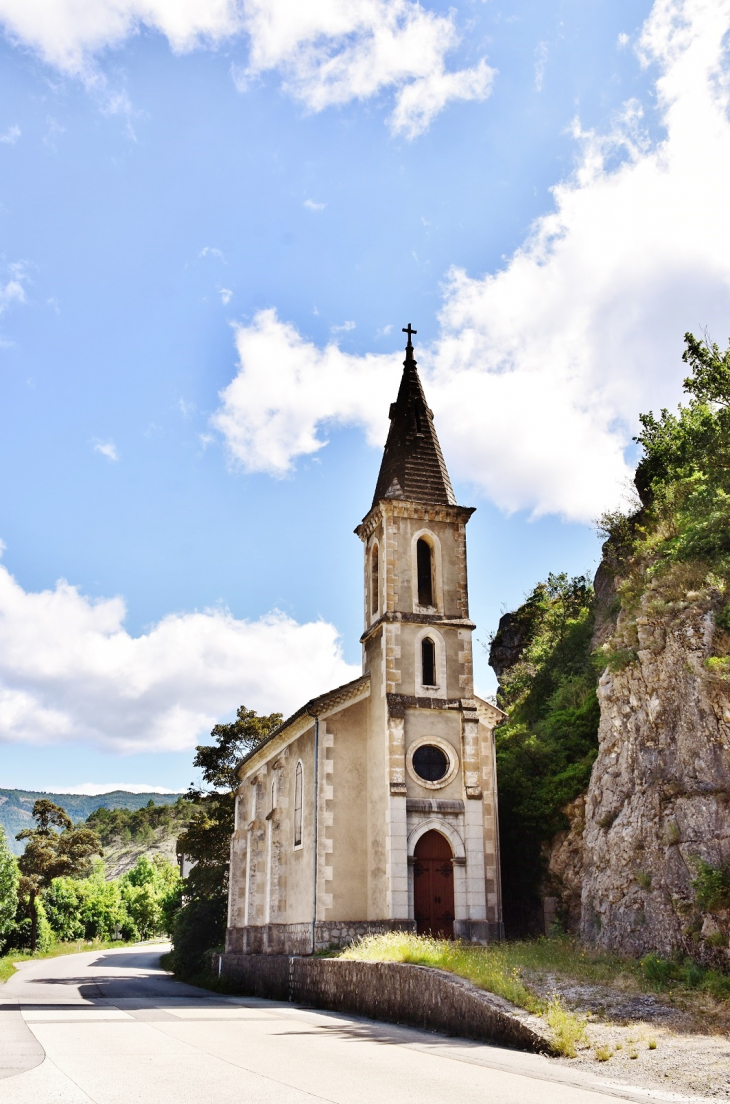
[0,943,685,1104]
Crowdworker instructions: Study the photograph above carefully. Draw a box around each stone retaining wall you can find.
[226,920,416,955]
[217,953,553,1054]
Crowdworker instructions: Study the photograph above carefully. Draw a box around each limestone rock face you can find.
[545,795,585,933]
[579,594,730,959]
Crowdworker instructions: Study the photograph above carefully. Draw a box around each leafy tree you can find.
[178,705,282,899]
[0,826,19,951]
[490,574,599,935]
[171,705,281,975]
[16,800,102,951]
[43,877,85,941]
[120,855,181,939]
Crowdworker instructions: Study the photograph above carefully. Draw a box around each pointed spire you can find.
[371,327,456,508]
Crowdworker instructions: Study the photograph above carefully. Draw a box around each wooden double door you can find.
[413,830,455,939]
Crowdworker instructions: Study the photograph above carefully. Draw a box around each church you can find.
[225,327,505,955]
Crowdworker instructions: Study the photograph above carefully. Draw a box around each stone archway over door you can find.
[413,830,454,938]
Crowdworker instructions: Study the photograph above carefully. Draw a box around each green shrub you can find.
[692,858,730,912]
[641,952,674,987]
[170,894,227,979]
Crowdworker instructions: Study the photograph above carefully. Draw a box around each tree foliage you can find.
[612,332,730,572]
[86,797,197,848]
[0,826,19,951]
[177,705,282,901]
[171,704,281,976]
[16,800,102,951]
[491,574,599,935]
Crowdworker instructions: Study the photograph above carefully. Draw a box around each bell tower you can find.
[356,325,476,709]
[355,327,502,942]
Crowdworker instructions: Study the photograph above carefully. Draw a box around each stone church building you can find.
[226,328,504,955]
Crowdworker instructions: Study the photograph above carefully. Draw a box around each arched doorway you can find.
[413,830,455,938]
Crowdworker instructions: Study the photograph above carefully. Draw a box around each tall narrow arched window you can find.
[371,544,379,616]
[294,761,303,847]
[271,778,276,812]
[417,538,433,607]
[421,637,436,686]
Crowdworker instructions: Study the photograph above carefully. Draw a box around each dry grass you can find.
[339,932,595,1056]
[339,931,540,1012]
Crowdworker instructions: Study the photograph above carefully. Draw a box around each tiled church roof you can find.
[372,329,456,508]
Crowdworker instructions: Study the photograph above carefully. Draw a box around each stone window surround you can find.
[410,528,443,615]
[406,734,459,790]
[369,537,380,623]
[293,760,304,851]
[414,624,447,698]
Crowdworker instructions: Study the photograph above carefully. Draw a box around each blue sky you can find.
[1,0,729,794]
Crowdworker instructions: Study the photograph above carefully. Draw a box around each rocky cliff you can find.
[576,577,730,961]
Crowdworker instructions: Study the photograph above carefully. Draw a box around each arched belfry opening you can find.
[371,543,379,616]
[421,637,436,686]
[413,830,454,938]
[416,538,433,607]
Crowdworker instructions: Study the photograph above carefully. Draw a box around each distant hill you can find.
[84,800,199,878]
[0,788,187,855]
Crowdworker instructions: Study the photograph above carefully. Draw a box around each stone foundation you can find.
[453,918,502,942]
[225,919,417,956]
[216,954,553,1054]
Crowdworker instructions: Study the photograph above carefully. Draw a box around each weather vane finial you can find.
[402,323,417,349]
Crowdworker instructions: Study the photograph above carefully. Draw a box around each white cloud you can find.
[219,287,233,305]
[0,278,25,313]
[0,124,20,143]
[212,309,400,475]
[47,783,180,795]
[304,199,326,211]
[238,0,494,138]
[0,0,494,136]
[93,440,119,461]
[0,0,241,76]
[0,552,358,752]
[212,0,730,521]
[331,320,355,333]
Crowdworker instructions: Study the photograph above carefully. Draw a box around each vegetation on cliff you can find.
[489,573,600,935]
[492,332,730,944]
[601,332,730,612]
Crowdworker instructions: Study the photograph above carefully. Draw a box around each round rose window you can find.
[412,744,449,782]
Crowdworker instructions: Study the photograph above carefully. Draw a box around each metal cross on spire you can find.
[402,323,417,348]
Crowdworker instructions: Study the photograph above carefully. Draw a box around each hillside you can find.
[0,788,187,855]
[84,799,199,878]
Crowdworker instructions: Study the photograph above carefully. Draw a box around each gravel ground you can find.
[527,973,730,1099]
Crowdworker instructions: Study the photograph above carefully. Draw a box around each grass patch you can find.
[339,933,595,1054]
[339,931,540,1013]
[339,933,730,1040]
[545,994,587,1057]
[0,938,138,984]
